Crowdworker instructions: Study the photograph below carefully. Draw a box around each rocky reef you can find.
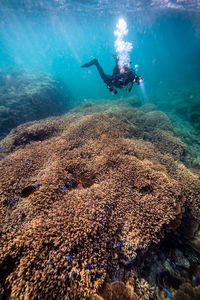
[0,98,200,299]
[0,69,73,135]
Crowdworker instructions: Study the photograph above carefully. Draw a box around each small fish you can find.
[69,180,74,184]
[46,261,53,266]
[29,141,32,144]
[33,184,37,190]
[164,288,173,299]
[71,271,76,277]
[2,132,6,135]
[193,275,196,281]
[68,209,72,214]
[62,185,66,191]
[67,255,72,260]
[0,147,2,150]
[86,264,91,269]
[1,156,5,160]
[117,242,122,248]
[9,199,15,203]
[25,160,29,163]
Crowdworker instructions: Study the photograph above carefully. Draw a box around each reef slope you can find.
[0,99,200,299]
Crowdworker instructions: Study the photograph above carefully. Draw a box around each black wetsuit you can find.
[81,57,141,94]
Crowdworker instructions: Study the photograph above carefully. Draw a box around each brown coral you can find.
[0,99,199,299]
[173,282,200,300]
[94,278,138,300]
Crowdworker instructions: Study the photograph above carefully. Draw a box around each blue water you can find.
[0,0,200,103]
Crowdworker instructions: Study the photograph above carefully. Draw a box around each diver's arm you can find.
[128,81,134,92]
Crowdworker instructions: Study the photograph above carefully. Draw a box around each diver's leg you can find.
[112,55,120,75]
[93,59,108,81]
[113,64,120,75]
[81,59,98,68]
[81,59,117,94]
[82,59,108,81]
[93,61,118,93]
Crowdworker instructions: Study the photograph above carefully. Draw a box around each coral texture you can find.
[94,278,138,300]
[0,99,199,299]
[0,69,72,134]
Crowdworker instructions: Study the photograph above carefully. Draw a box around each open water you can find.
[0,0,199,102]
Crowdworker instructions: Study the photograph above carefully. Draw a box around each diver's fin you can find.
[81,59,97,68]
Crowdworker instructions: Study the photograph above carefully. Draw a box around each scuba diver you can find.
[81,55,143,94]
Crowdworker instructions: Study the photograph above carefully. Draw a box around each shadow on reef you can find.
[0,68,74,136]
[0,98,200,299]
[0,255,19,300]
[125,205,200,299]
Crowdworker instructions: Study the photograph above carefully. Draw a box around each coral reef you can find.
[0,69,73,135]
[0,99,200,299]
[93,278,138,300]
[173,282,200,300]
[129,203,200,300]
[143,80,200,173]
[134,278,155,300]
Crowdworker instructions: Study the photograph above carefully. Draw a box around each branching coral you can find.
[0,99,199,299]
[93,278,138,300]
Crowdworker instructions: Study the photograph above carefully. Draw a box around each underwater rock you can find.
[0,69,73,135]
[132,214,200,300]
[173,249,190,269]
[0,100,199,299]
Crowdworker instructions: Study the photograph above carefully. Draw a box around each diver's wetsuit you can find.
[81,57,141,94]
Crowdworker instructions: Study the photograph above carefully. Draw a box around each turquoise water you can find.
[0,0,200,104]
